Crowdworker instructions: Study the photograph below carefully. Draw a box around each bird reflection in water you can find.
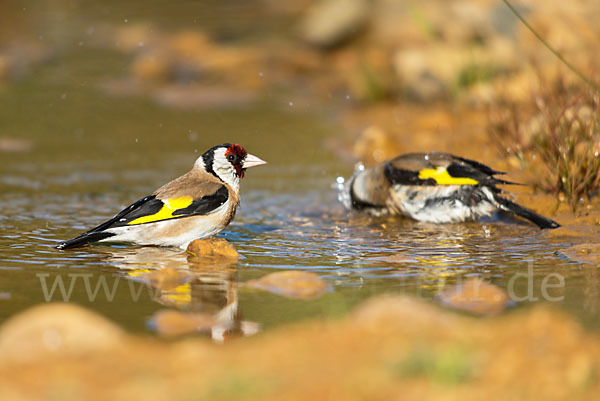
[99,246,259,342]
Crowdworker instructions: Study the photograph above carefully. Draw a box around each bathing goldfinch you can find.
[56,143,266,249]
[342,152,560,229]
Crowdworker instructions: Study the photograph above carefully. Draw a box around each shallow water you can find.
[1,1,599,339]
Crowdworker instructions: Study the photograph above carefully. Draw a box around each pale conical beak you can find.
[243,154,267,168]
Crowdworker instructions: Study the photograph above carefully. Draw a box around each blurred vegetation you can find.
[456,62,499,91]
[490,79,600,210]
[391,346,477,384]
[204,374,276,401]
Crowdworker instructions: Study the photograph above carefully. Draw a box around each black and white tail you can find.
[494,195,560,229]
[55,231,115,250]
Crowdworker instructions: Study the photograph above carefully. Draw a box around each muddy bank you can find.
[1,296,599,401]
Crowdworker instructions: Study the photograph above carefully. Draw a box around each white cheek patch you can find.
[211,148,240,190]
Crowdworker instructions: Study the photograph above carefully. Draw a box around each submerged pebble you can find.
[245,270,330,300]
[436,278,511,316]
[0,137,34,153]
[148,309,216,338]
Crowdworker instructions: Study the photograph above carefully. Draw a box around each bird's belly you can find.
[104,202,234,249]
[389,185,497,223]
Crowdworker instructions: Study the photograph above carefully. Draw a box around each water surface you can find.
[1,1,598,339]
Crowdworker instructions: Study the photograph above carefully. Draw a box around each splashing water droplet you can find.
[334,176,346,193]
[335,165,366,210]
[482,225,491,237]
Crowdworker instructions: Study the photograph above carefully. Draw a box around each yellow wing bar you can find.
[128,196,194,225]
[418,167,479,185]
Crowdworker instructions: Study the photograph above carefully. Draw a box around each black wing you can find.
[56,186,229,249]
[55,195,158,250]
[384,152,518,187]
[88,195,162,231]
[445,156,517,187]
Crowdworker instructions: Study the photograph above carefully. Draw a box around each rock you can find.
[0,138,34,153]
[443,1,491,44]
[351,295,457,334]
[1,294,600,400]
[393,47,449,100]
[245,271,330,300]
[394,39,516,101]
[298,0,370,48]
[187,238,240,261]
[148,309,216,338]
[436,278,511,316]
[0,303,124,364]
[165,30,259,78]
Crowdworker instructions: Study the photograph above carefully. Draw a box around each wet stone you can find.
[148,309,216,338]
[0,303,124,364]
[245,270,330,300]
[187,238,240,261]
[0,137,34,153]
[436,278,511,316]
[298,0,370,48]
[352,295,457,334]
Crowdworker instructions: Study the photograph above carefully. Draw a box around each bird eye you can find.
[227,154,235,162]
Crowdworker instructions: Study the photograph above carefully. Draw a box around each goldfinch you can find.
[56,143,266,250]
[341,152,560,229]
